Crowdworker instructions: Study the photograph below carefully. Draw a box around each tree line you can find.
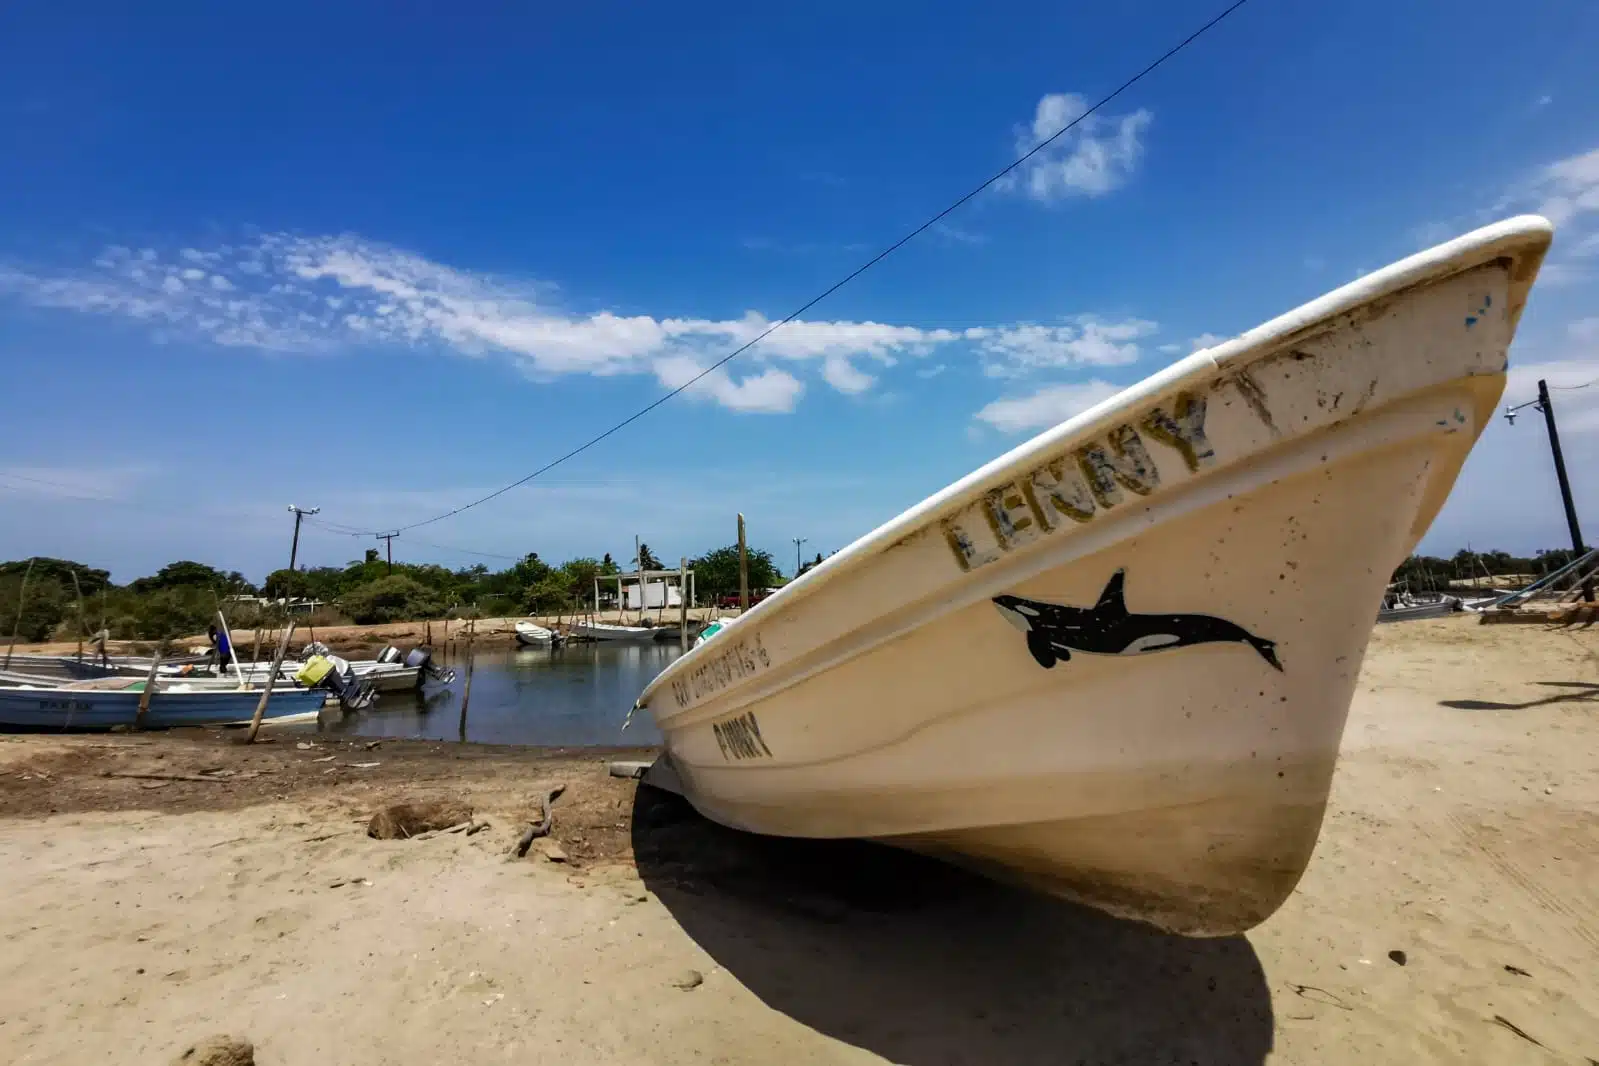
[4,542,1566,645]
[0,542,785,643]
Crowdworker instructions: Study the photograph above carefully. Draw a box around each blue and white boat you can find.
[0,681,327,729]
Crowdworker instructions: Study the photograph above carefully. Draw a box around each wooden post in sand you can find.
[245,621,297,744]
[215,610,244,685]
[70,571,87,663]
[135,640,168,729]
[679,557,689,653]
[457,616,476,742]
[737,513,749,614]
[3,558,34,671]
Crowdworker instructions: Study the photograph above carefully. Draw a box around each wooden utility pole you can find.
[792,537,807,579]
[376,531,399,576]
[286,505,319,571]
[737,513,749,613]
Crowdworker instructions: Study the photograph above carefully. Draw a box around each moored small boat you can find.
[515,621,559,646]
[569,620,660,643]
[633,216,1553,936]
[0,682,327,729]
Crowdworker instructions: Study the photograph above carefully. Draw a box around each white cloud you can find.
[1571,232,1599,258]
[931,222,988,245]
[971,316,1156,378]
[651,356,805,414]
[999,92,1152,203]
[0,235,969,413]
[1190,332,1228,351]
[1525,146,1599,228]
[1158,343,1182,355]
[1534,94,1553,109]
[974,380,1125,433]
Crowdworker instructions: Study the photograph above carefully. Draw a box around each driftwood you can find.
[508,784,567,859]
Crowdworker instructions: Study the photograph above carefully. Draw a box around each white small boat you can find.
[515,621,558,646]
[569,620,661,643]
[634,216,1552,937]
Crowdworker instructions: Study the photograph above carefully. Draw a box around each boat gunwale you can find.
[638,214,1553,709]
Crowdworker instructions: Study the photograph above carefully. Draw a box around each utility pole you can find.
[1506,380,1592,601]
[792,537,807,578]
[286,505,319,572]
[737,513,749,613]
[375,532,399,576]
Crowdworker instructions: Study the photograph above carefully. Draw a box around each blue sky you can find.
[2,0,1598,582]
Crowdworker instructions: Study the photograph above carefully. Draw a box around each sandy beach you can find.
[1,615,1595,1064]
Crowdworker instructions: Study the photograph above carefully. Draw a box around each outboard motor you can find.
[295,653,378,712]
[375,645,404,665]
[404,646,456,686]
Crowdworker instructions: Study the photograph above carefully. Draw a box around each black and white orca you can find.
[992,569,1283,672]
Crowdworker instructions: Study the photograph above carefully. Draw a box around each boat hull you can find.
[636,218,1551,935]
[570,622,661,643]
[0,686,328,729]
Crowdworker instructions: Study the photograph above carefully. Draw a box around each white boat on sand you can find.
[634,216,1552,937]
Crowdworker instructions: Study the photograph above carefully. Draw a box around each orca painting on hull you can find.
[992,570,1283,672]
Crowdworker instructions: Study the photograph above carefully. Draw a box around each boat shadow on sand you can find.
[631,784,1273,1065]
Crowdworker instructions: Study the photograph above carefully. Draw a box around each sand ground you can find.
[1,615,1596,1064]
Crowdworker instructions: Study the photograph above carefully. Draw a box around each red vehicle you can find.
[712,589,778,610]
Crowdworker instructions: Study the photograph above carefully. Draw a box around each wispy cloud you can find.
[974,380,1125,433]
[1533,94,1553,110]
[1189,332,1228,351]
[998,92,1152,203]
[931,222,989,245]
[968,316,1156,378]
[1527,147,1599,227]
[0,463,157,501]
[0,234,972,414]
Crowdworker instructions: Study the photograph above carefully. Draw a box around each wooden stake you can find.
[215,610,244,686]
[3,558,34,670]
[70,571,86,663]
[679,557,689,653]
[135,640,168,729]
[245,621,297,744]
[457,616,476,742]
[737,513,749,614]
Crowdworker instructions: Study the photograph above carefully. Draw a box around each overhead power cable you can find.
[326,0,1255,536]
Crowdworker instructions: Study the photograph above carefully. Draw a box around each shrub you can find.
[340,576,444,625]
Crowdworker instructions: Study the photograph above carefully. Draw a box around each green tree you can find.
[262,568,312,599]
[0,557,112,596]
[636,543,663,571]
[0,574,69,643]
[341,576,445,624]
[130,561,253,595]
[691,545,782,600]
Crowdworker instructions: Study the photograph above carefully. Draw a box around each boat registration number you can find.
[713,711,772,761]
